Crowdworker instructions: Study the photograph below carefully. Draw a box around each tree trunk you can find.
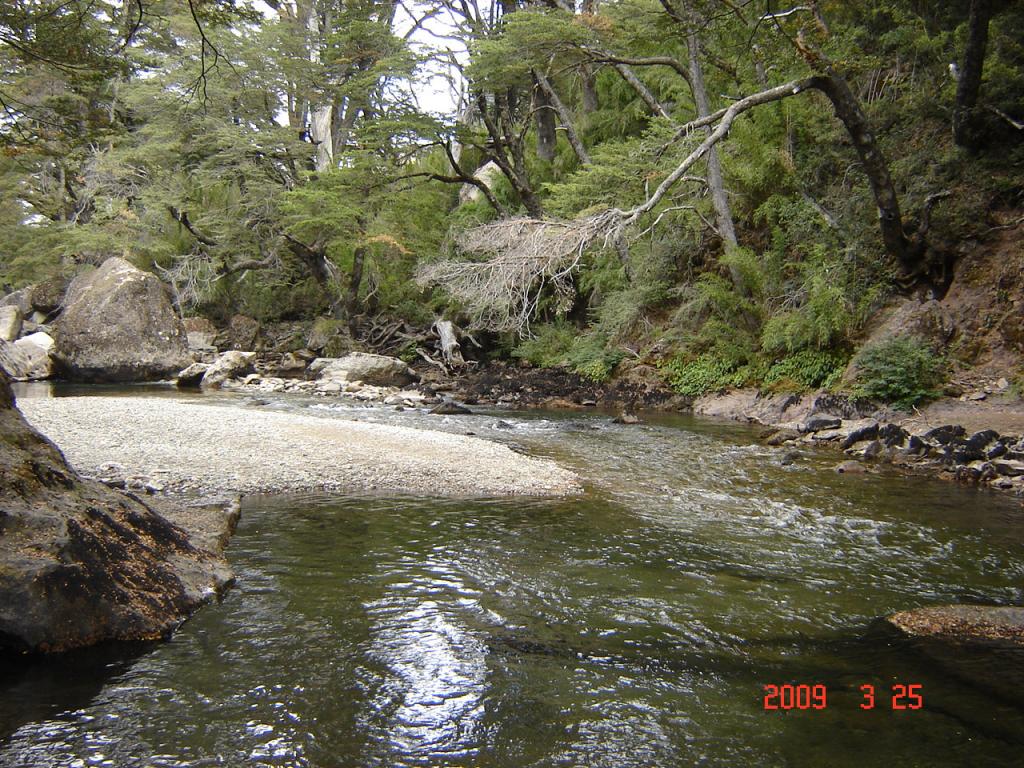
[953,0,993,148]
[613,63,671,119]
[687,32,737,250]
[811,75,911,269]
[345,246,365,323]
[533,79,558,162]
[534,69,592,165]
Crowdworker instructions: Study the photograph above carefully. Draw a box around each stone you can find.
[921,425,967,445]
[28,275,70,315]
[781,451,800,466]
[175,362,210,389]
[995,377,1010,392]
[429,400,472,415]
[883,605,1024,701]
[310,352,417,388]
[212,314,261,352]
[0,373,235,653]
[202,351,256,389]
[765,429,799,446]
[0,288,32,316]
[993,459,1024,477]
[878,423,909,447]
[276,352,308,376]
[0,306,22,342]
[839,418,880,449]
[183,316,217,349]
[861,440,883,460]
[613,412,641,425]
[834,460,867,474]
[52,258,190,382]
[0,333,55,381]
[799,415,842,433]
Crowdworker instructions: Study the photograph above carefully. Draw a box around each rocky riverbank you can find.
[17,396,581,498]
[0,376,237,654]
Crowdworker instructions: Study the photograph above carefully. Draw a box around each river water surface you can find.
[3,390,1024,767]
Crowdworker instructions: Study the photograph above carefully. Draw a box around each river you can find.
[2,389,1024,767]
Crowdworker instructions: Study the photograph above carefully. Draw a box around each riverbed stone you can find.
[834,460,867,474]
[310,352,417,388]
[993,459,1024,477]
[883,605,1024,699]
[202,350,256,389]
[175,362,209,388]
[53,258,190,382]
[800,415,842,433]
[0,306,22,342]
[0,332,55,381]
[0,372,235,654]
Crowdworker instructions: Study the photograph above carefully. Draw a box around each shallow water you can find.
[4,389,1024,767]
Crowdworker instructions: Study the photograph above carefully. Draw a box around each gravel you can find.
[17,396,581,498]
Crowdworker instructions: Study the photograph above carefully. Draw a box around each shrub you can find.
[566,333,625,381]
[764,350,849,390]
[511,322,576,368]
[661,354,741,398]
[852,336,946,409]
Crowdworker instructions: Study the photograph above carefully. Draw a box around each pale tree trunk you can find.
[580,0,599,112]
[534,81,558,162]
[687,31,737,249]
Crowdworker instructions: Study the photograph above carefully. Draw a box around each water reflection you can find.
[362,555,487,764]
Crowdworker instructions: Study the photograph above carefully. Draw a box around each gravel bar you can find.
[18,396,581,497]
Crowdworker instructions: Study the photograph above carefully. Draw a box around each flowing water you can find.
[3,389,1024,767]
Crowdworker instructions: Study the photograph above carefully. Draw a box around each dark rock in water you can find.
[861,440,883,460]
[494,420,515,430]
[0,372,235,654]
[765,429,799,446]
[781,450,800,466]
[613,412,640,425]
[429,400,471,415]
[800,415,842,433]
[834,460,866,474]
[53,258,190,382]
[884,605,1024,703]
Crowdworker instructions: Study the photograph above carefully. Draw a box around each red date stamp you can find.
[762,683,923,711]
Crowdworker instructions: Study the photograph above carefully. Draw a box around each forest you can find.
[2,0,1023,403]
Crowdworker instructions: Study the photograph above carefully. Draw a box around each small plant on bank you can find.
[763,350,849,391]
[851,336,946,409]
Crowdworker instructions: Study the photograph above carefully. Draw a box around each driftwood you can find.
[432,319,465,367]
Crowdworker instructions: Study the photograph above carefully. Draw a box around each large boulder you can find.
[0,306,22,342]
[53,258,190,382]
[0,373,236,653]
[310,352,417,387]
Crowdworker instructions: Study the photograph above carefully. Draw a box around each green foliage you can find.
[511,322,577,368]
[660,354,744,398]
[566,333,625,382]
[764,350,849,390]
[852,336,947,409]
